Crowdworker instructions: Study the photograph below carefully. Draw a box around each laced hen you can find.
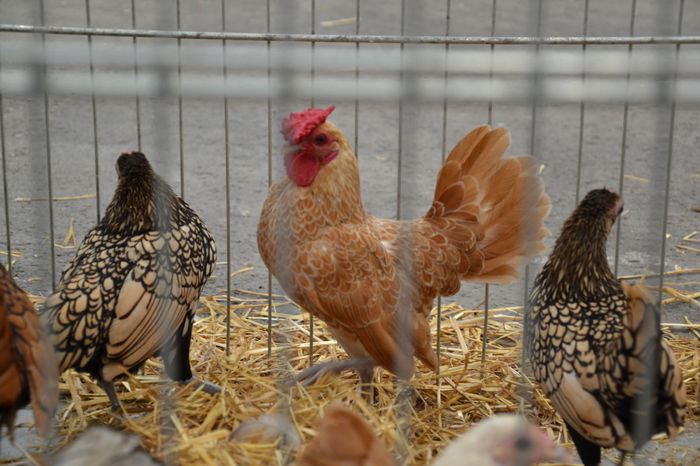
[0,267,57,438]
[258,106,550,388]
[527,188,686,466]
[41,152,217,410]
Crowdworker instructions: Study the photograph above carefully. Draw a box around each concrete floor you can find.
[0,0,698,464]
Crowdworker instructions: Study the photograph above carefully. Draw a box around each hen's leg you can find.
[617,452,627,466]
[97,379,121,412]
[160,318,221,394]
[161,317,194,382]
[566,423,600,466]
[182,377,222,394]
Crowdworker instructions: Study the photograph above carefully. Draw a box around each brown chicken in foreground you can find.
[258,106,550,385]
[41,152,217,411]
[297,403,395,466]
[527,188,686,466]
[0,267,57,438]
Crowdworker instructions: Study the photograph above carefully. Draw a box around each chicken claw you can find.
[185,377,222,395]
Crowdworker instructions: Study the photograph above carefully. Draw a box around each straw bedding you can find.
[16,284,700,465]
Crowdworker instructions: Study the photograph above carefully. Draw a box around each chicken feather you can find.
[259,107,550,380]
[41,152,216,409]
[0,266,58,438]
[297,403,395,466]
[527,188,686,465]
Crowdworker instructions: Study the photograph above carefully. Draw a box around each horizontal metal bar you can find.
[2,24,700,45]
[1,68,695,104]
[1,41,697,78]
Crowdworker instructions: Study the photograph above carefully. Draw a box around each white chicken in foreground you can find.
[433,415,572,466]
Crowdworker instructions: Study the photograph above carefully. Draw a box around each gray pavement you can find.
[0,0,698,464]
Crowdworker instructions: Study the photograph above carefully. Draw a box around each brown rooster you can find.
[527,188,686,465]
[258,106,550,386]
[297,403,395,466]
[0,266,57,438]
[41,152,218,411]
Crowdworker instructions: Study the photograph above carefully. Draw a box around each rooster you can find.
[0,266,57,439]
[258,106,550,387]
[527,188,686,465]
[41,152,218,411]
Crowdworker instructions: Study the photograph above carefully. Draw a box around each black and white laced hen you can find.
[41,152,217,410]
[527,188,686,465]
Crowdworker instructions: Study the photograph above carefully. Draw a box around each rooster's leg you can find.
[294,357,376,387]
[357,364,377,403]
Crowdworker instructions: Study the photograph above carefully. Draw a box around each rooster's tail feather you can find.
[428,125,550,284]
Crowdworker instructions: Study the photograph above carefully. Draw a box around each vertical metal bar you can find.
[353,0,360,154]
[131,0,142,150]
[437,0,451,387]
[266,0,273,360]
[520,0,543,417]
[0,65,10,273]
[177,0,185,198]
[39,0,57,290]
[308,0,316,367]
[487,0,497,126]
[85,0,101,222]
[655,0,684,309]
[436,0,452,426]
[574,0,590,204]
[222,0,232,356]
[396,0,406,221]
[614,0,638,276]
[481,0,497,379]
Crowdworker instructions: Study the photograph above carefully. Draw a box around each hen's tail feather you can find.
[427,125,551,285]
[623,282,686,440]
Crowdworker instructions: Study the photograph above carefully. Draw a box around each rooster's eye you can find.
[313,134,328,146]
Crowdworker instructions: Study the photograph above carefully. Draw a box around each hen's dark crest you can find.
[116,151,151,179]
[573,188,623,222]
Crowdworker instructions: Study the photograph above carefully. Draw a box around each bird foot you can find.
[292,358,376,387]
[183,377,222,395]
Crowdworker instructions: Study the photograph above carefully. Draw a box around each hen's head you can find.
[116,151,153,180]
[574,188,624,233]
[281,106,346,187]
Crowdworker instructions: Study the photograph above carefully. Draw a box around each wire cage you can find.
[0,0,698,464]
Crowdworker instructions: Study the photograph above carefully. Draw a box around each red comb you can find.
[281,106,335,144]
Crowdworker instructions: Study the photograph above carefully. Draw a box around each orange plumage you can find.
[258,107,550,379]
[0,267,57,438]
[297,403,395,466]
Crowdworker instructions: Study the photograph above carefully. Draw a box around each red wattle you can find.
[285,150,320,187]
